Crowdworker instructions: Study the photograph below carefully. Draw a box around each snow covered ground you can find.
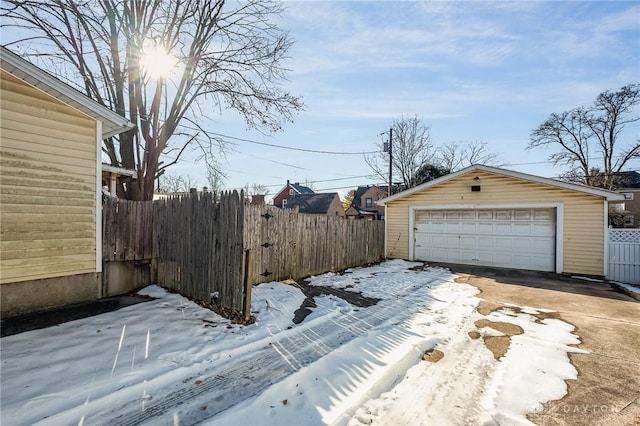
[1,260,585,425]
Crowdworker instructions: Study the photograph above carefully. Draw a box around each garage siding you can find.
[384,170,605,276]
[0,70,98,284]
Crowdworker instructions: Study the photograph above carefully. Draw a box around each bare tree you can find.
[250,183,268,196]
[438,141,502,171]
[206,163,226,193]
[158,174,200,193]
[528,84,639,189]
[2,0,303,200]
[365,115,435,188]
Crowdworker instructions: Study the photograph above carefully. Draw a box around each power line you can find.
[210,132,380,155]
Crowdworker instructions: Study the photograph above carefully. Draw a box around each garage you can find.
[413,208,556,271]
[378,165,625,276]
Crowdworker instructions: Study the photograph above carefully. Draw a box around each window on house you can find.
[282,199,287,207]
[365,197,373,208]
[289,189,295,196]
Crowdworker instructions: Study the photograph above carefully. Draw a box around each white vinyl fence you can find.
[607,229,640,285]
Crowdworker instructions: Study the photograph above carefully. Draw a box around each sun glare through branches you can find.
[140,40,180,81]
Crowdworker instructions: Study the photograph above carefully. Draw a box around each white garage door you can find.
[414,208,556,271]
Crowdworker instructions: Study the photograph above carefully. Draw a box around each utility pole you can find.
[388,127,393,197]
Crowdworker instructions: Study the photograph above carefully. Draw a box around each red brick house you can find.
[272,180,314,208]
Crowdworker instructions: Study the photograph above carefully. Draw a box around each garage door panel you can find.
[445,223,462,233]
[533,223,554,236]
[512,239,533,250]
[531,238,554,252]
[462,211,476,220]
[430,222,447,232]
[460,223,476,233]
[495,223,512,233]
[493,237,513,251]
[534,209,552,220]
[512,223,535,235]
[413,208,555,272]
[460,236,477,249]
[477,223,494,234]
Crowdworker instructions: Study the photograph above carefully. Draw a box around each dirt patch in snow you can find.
[475,319,524,337]
[290,280,381,324]
[468,330,481,340]
[422,348,444,363]
[476,300,502,316]
[474,319,524,360]
[483,336,512,360]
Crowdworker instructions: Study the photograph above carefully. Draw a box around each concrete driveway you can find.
[436,264,640,426]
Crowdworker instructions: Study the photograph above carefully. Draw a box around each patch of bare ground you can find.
[468,330,481,339]
[482,336,512,360]
[422,348,444,363]
[476,300,500,316]
[474,319,524,336]
[472,319,524,360]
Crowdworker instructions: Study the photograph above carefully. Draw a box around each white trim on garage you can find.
[384,204,388,257]
[408,202,564,273]
[378,165,624,205]
[603,201,609,278]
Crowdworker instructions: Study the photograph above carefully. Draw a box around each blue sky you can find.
[7,1,638,197]
[178,0,639,197]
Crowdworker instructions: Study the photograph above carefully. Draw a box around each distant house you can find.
[345,206,360,219]
[273,179,314,208]
[351,185,387,220]
[285,193,346,216]
[611,171,640,228]
[0,46,134,317]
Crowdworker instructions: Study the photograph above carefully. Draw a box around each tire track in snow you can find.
[78,278,460,426]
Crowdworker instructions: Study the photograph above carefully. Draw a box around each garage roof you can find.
[378,164,625,205]
[0,46,134,139]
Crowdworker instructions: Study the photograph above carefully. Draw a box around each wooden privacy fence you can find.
[607,229,640,285]
[153,191,245,312]
[103,197,153,262]
[244,205,385,286]
[102,197,153,297]
[102,194,385,319]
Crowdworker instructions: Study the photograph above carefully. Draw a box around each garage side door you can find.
[414,208,555,272]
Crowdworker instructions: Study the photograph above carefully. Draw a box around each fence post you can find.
[243,249,252,322]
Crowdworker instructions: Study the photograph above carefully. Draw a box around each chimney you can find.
[251,194,265,205]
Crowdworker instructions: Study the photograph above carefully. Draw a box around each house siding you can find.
[385,170,606,276]
[0,70,98,284]
[360,186,386,218]
[327,195,346,216]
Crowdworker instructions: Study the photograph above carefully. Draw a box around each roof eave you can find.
[0,47,134,139]
[377,164,626,204]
